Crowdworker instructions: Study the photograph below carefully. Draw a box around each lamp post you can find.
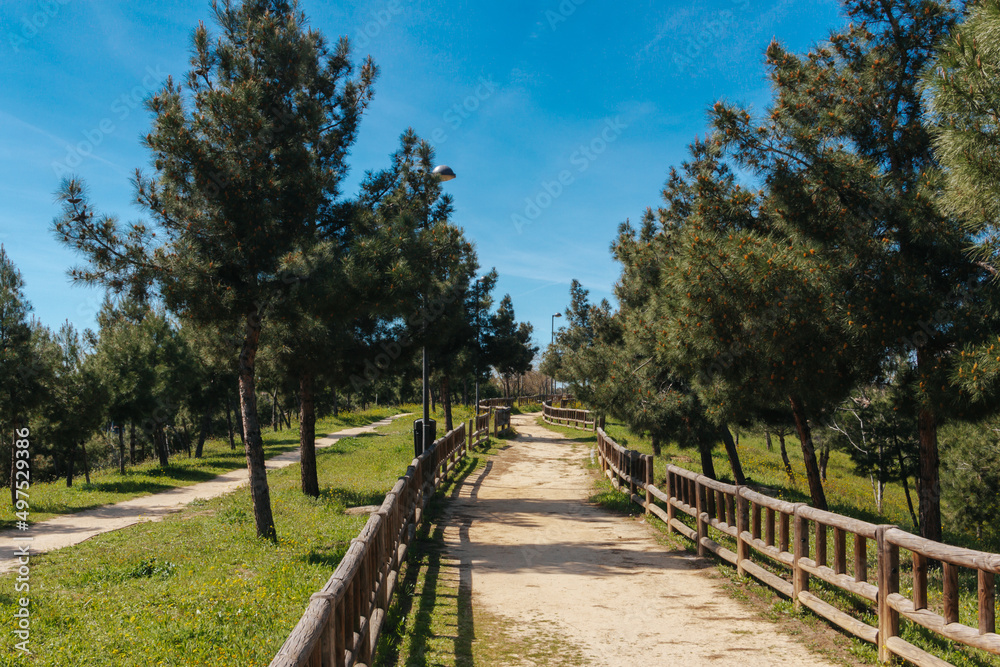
[416,164,457,457]
[550,312,561,396]
[474,276,487,414]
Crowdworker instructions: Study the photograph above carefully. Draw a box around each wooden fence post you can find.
[876,526,899,663]
[695,477,706,557]
[665,470,675,535]
[644,455,653,516]
[736,488,748,577]
[793,508,809,610]
[628,451,637,498]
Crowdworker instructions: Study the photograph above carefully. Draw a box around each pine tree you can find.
[926,0,1000,414]
[614,212,745,483]
[483,295,537,399]
[34,324,108,487]
[53,1,375,540]
[0,249,44,505]
[707,0,989,534]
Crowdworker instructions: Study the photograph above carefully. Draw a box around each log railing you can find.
[477,397,515,410]
[878,528,1000,665]
[542,399,596,431]
[471,411,490,448]
[595,427,1000,666]
[271,415,494,667]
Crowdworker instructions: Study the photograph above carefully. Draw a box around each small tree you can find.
[827,382,920,523]
[34,324,107,487]
[484,295,537,399]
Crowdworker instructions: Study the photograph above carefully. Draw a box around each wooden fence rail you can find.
[595,427,1000,667]
[271,410,502,667]
[542,399,597,431]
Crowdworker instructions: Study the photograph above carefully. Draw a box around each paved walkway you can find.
[0,414,411,573]
[438,413,839,666]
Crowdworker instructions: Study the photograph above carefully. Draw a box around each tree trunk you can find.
[271,388,279,432]
[778,430,793,482]
[764,428,773,451]
[299,372,319,498]
[332,389,339,417]
[819,441,830,482]
[719,426,746,485]
[650,435,661,457]
[81,440,91,485]
[181,419,192,457]
[899,450,919,530]
[66,442,76,487]
[236,393,246,446]
[155,424,169,467]
[697,440,717,480]
[226,397,236,450]
[238,308,277,541]
[788,395,828,510]
[130,422,136,464]
[915,349,942,542]
[441,375,453,433]
[195,410,211,458]
[118,425,126,474]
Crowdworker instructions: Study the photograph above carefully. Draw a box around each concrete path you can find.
[439,413,839,666]
[0,414,411,573]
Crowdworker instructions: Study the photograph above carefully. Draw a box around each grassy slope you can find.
[0,404,475,667]
[1,407,404,530]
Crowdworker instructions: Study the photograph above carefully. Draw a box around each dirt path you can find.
[440,413,838,666]
[0,414,411,573]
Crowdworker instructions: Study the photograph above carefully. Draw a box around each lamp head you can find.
[431,165,457,181]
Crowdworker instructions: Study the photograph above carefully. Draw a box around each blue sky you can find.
[0,0,845,351]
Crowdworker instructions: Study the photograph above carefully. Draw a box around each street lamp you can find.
[415,164,457,457]
[550,313,561,396]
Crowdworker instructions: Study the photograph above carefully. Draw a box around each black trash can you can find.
[413,418,436,457]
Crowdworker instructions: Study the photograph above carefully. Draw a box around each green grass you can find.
[2,407,405,530]
[0,404,477,667]
[547,415,918,532]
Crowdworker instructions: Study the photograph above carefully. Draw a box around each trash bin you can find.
[413,418,436,457]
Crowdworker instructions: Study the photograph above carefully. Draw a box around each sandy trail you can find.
[0,413,411,573]
[440,413,837,666]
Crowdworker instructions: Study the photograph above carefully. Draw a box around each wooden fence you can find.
[270,411,498,667]
[477,394,565,410]
[542,399,597,431]
[596,427,1000,666]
